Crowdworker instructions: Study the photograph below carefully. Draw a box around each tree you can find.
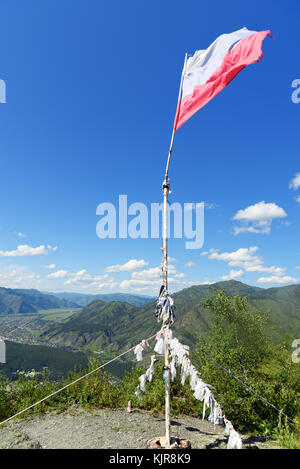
[195,290,300,432]
[199,290,270,380]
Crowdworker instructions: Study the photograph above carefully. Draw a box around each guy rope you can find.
[0,333,157,427]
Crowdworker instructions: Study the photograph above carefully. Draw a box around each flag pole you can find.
[162,52,187,448]
[164,52,188,183]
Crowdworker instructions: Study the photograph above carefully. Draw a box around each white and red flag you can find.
[174,27,271,130]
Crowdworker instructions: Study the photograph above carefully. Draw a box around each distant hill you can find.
[40,281,300,352]
[0,340,88,380]
[40,300,137,349]
[0,287,79,315]
[48,292,155,307]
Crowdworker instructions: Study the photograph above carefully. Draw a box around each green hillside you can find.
[40,281,300,353]
[0,287,79,315]
[40,300,138,350]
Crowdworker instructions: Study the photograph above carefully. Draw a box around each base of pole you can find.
[147,436,191,449]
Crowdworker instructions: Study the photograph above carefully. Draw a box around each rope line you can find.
[0,333,157,427]
[1,333,298,428]
[197,348,299,426]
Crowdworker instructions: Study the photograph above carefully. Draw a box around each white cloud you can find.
[233,201,287,235]
[130,264,177,281]
[174,273,185,278]
[199,251,209,256]
[234,226,270,235]
[64,270,112,288]
[289,173,300,191]
[118,263,187,294]
[209,246,297,286]
[186,279,214,286]
[233,202,287,223]
[245,264,286,275]
[104,259,149,273]
[131,267,161,281]
[119,275,185,292]
[119,278,161,290]
[208,246,287,277]
[185,261,196,267]
[15,232,26,238]
[209,247,260,266]
[47,270,68,279]
[296,195,300,205]
[0,244,58,257]
[41,264,56,269]
[257,275,298,285]
[47,268,116,291]
[0,265,42,289]
[219,269,243,281]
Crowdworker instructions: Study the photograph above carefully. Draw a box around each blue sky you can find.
[0,0,299,295]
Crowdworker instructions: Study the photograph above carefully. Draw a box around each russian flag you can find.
[174,27,271,130]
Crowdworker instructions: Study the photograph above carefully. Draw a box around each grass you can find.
[37,308,80,322]
[273,416,300,449]
[1,361,299,449]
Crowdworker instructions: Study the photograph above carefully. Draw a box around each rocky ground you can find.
[0,407,281,449]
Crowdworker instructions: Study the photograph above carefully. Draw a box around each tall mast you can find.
[161,52,188,447]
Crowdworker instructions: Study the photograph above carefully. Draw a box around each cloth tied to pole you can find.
[155,288,176,324]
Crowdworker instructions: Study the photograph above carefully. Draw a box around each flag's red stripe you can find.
[174,30,270,130]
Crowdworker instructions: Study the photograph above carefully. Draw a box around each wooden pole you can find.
[162,179,170,447]
[161,52,188,448]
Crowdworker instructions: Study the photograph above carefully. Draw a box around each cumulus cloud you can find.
[233,201,287,235]
[131,267,161,281]
[174,273,185,278]
[47,270,68,279]
[185,279,214,286]
[219,269,243,281]
[118,263,186,293]
[130,264,177,281]
[47,268,116,291]
[0,265,42,289]
[119,275,185,291]
[119,278,162,290]
[104,259,149,273]
[257,275,298,285]
[41,264,56,269]
[168,256,178,263]
[185,261,196,267]
[0,244,58,257]
[209,247,260,267]
[208,246,287,278]
[289,173,300,191]
[207,246,299,285]
[15,232,26,238]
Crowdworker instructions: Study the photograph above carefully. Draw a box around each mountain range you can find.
[0,287,78,315]
[0,287,155,315]
[40,280,300,353]
[45,292,155,307]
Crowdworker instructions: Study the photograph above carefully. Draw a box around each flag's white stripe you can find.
[182,27,257,99]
